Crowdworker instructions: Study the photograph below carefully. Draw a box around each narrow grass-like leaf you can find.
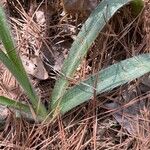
[60,54,150,114]
[50,0,134,111]
[0,51,48,117]
[0,6,25,74]
[0,96,44,121]
[0,6,48,118]
[0,96,31,113]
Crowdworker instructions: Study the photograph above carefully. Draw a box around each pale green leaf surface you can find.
[60,54,150,114]
[51,0,133,110]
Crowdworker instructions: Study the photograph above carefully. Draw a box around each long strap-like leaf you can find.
[0,96,30,113]
[0,6,48,118]
[60,54,150,114]
[50,0,143,111]
[0,51,48,117]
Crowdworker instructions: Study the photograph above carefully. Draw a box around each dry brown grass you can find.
[0,0,150,149]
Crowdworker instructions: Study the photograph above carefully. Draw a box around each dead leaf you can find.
[21,55,48,80]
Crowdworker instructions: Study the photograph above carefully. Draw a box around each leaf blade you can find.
[0,96,30,113]
[50,0,133,111]
[0,50,48,117]
[0,6,48,118]
[60,54,150,114]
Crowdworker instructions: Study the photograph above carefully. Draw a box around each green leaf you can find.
[60,54,150,114]
[50,0,133,111]
[0,96,44,121]
[0,51,48,117]
[0,6,48,118]
[130,0,144,16]
[0,96,31,113]
[0,6,25,73]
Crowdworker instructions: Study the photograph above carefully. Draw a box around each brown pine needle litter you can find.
[0,0,150,149]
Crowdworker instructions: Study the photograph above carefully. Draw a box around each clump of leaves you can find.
[0,0,148,122]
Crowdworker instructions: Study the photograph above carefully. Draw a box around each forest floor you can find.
[0,0,150,149]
